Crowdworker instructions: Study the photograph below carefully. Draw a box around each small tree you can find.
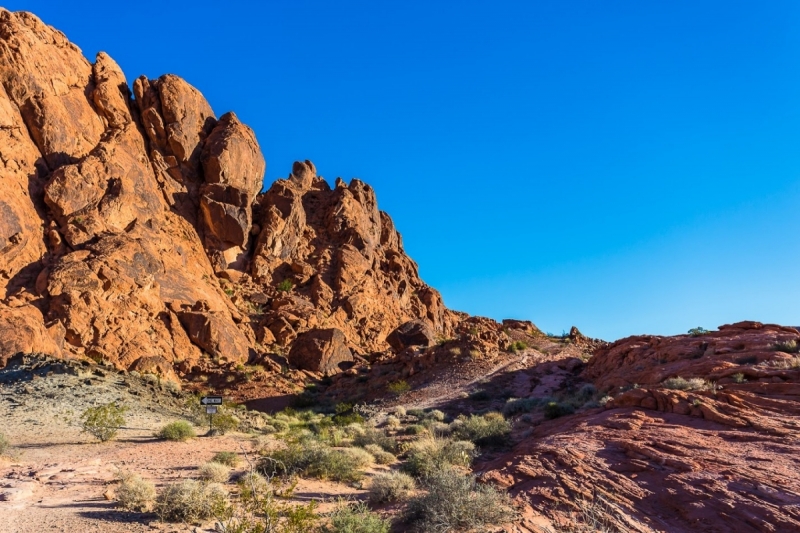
[81,402,127,442]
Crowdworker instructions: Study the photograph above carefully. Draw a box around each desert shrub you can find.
[405,468,515,532]
[502,398,539,417]
[402,437,476,478]
[450,412,511,446]
[344,423,367,439]
[578,383,597,398]
[508,340,528,353]
[81,402,127,442]
[391,406,407,417]
[426,409,446,422]
[765,356,800,369]
[368,471,415,504]
[387,380,411,396]
[276,279,293,292]
[258,440,367,483]
[212,451,241,467]
[661,377,709,391]
[363,444,395,465]
[385,415,401,429]
[425,421,451,438]
[159,420,196,441]
[544,401,575,420]
[199,461,231,483]
[774,340,800,353]
[732,373,747,384]
[353,428,397,452]
[155,479,228,523]
[271,419,290,432]
[116,472,156,512]
[319,500,390,533]
[544,493,626,533]
[212,413,241,434]
[0,432,8,456]
[405,424,427,435]
[339,447,374,468]
[407,408,426,420]
[688,327,710,336]
[468,389,490,402]
[218,477,317,532]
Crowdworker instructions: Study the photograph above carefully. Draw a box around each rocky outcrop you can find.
[288,328,354,374]
[479,322,800,533]
[583,321,800,392]
[386,319,436,352]
[0,9,457,376]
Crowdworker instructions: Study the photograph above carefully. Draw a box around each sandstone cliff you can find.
[0,9,457,375]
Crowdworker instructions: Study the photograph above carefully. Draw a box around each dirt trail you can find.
[0,358,366,533]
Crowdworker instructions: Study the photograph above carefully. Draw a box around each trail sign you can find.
[201,396,223,435]
[201,396,223,406]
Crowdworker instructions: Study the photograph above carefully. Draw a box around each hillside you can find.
[1,9,800,533]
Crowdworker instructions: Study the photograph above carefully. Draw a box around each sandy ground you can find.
[0,362,366,533]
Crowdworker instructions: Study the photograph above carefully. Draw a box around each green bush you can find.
[450,412,511,446]
[81,402,128,442]
[212,451,240,467]
[353,428,397,452]
[405,468,515,532]
[116,472,156,512]
[368,471,415,504]
[212,413,241,434]
[258,440,368,483]
[387,380,411,396]
[502,398,539,417]
[402,437,476,478]
[508,340,528,353]
[159,421,196,441]
[155,479,228,523]
[405,424,427,435]
[688,327,710,336]
[319,500,390,533]
[732,372,747,384]
[277,279,294,292]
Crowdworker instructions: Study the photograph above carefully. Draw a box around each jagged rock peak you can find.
[0,9,457,376]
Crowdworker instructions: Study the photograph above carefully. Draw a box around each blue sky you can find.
[12,1,800,340]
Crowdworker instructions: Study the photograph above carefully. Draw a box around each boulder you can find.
[177,303,251,363]
[288,328,353,374]
[386,319,436,352]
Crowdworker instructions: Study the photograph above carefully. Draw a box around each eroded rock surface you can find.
[480,322,800,533]
[0,9,456,378]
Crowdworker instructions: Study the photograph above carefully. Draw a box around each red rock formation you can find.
[480,322,800,532]
[0,9,456,376]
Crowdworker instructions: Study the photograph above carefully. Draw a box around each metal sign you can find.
[205,406,218,414]
[201,396,223,406]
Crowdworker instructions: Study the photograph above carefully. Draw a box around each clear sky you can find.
[10,1,800,340]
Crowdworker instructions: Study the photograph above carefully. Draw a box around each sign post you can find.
[200,396,223,435]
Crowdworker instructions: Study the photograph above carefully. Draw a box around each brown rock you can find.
[288,328,353,374]
[0,303,62,366]
[177,304,251,363]
[386,319,436,352]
